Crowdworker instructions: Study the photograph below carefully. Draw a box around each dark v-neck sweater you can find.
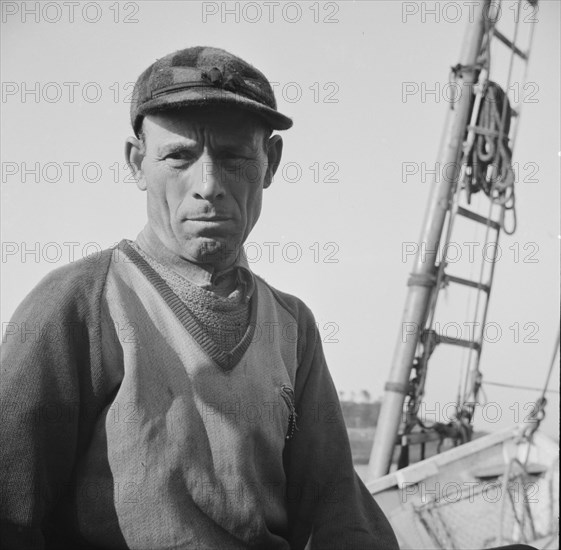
[0,242,399,550]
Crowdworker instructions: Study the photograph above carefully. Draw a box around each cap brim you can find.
[136,87,293,132]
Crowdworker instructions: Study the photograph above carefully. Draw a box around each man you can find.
[1,46,398,550]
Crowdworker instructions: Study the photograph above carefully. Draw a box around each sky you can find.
[1,0,559,439]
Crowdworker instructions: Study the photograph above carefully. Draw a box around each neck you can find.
[135,225,244,294]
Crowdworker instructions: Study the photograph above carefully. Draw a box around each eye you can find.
[165,152,195,162]
[217,154,246,171]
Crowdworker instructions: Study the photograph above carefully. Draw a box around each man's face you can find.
[127,108,281,270]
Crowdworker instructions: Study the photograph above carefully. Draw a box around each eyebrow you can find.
[157,139,259,156]
[156,140,199,154]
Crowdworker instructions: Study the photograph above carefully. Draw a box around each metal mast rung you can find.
[457,206,501,230]
[437,334,481,351]
[444,274,491,293]
[493,28,529,60]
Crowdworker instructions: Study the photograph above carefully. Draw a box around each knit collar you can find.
[119,240,258,371]
[135,224,255,299]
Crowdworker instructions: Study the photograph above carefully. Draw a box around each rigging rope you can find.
[462,80,517,235]
[519,326,560,468]
[483,380,560,395]
[539,325,560,402]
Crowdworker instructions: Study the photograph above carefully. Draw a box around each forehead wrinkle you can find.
[145,110,266,150]
[208,129,262,153]
[154,133,260,158]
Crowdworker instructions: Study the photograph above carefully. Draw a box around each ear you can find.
[125,136,147,191]
[263,134,283,189]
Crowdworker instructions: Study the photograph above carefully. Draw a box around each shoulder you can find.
[6,246,115,327]
[254,273,317,328]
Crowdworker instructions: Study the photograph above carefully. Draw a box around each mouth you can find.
[183,214,231,222]
[187,218,230,224]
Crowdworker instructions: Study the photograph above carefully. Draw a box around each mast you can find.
[367,0,493,480]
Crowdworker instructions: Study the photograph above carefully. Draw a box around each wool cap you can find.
[130,46,293,135]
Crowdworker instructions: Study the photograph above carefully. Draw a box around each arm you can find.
[284,319,399,550]
[0,251,113,549]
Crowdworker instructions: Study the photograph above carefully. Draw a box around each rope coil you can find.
[462,80,517,233]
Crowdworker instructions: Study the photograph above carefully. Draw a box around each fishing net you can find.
[413,467,556,549]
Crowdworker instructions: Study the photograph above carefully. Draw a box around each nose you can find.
[191,153,225,202]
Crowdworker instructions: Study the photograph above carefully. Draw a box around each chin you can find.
[186,238,240,267]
